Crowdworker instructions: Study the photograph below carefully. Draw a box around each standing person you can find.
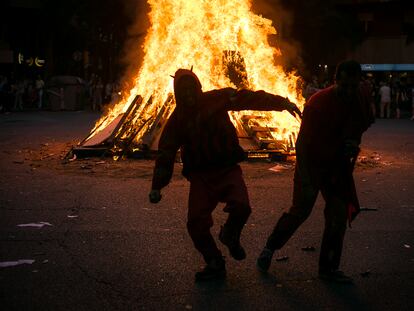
[13,80,25,111]
[396,77,410,119]
[379,81,391,118]
[35,75,45,109]
[87,74,96,108]
[411,86,414,121]
[363,74,376,119]
[149,68,301,282]
[111,82,121,103]
[256,60,374,283]
[304,76,320,100]
[104,81,113,105]
[0,75,9,112]
[92,76,103,111]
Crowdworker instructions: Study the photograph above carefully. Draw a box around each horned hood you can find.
[173,68,203,100]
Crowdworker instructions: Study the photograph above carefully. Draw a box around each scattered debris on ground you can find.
[301,246,316,252]
[0,259,35,268]
[17,222,53,228]
[360,270,371,278]
[360,207,379,212]
[268,163,293,173]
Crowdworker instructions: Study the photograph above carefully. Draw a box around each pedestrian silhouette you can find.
[257,60,374,283]
[150,68,301,282]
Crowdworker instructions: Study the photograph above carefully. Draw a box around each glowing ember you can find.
[88,0,304,152]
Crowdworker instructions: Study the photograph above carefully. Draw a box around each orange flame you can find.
[90,0,304,148]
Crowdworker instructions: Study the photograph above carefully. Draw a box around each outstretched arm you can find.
[229,89,302,119]
[150,112,181,202]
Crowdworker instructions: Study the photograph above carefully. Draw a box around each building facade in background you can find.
[1,0,413,87]
[340,0,414,66]
[0,0,128,83]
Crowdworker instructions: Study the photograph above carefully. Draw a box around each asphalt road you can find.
[0,111,413,311]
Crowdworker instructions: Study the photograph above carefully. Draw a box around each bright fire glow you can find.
[89,0,304,149]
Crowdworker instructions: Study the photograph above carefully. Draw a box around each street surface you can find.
[0,111,413,310]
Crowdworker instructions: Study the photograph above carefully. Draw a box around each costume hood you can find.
[173,68,203,104]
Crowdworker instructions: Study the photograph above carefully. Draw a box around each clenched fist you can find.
[284,99,302,120]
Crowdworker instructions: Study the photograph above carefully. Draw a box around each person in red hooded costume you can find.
[149,68,301,281]
[257,60,374,283]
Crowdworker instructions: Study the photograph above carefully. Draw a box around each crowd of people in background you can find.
[303,73,414,121]
[0,75,44,112]
[87,73,121,112]
[1,71,414,120]
[0,73,121,113]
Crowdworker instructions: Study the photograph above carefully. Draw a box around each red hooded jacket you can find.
[296,84,374,223]
[297,84,373,168]
[152,69,291,190]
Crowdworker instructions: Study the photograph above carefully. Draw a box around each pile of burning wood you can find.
[69,52,299,161]
[70,94,296,161]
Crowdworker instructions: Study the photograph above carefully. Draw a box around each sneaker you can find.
[219,225,246,260]
[256,248,274,272]
[195,257,226,282]
[318,270,353,283]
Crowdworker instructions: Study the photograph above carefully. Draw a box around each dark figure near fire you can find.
[149,68,301,282]
[257,60,374,283]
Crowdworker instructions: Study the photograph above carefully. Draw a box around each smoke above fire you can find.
[90,0,304,148]
[252,0,303,70]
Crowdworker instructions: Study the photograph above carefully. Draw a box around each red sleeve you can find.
[229,89,289,111]
[202,88,289,115]
[151,112,181,190]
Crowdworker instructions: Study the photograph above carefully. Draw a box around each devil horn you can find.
[190,66,193,72]
[170,75,175,78]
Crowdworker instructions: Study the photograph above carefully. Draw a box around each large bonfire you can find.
[82,0,304,158]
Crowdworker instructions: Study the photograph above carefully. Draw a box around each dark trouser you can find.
[265,164,348,272]
[187,165,251,263]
